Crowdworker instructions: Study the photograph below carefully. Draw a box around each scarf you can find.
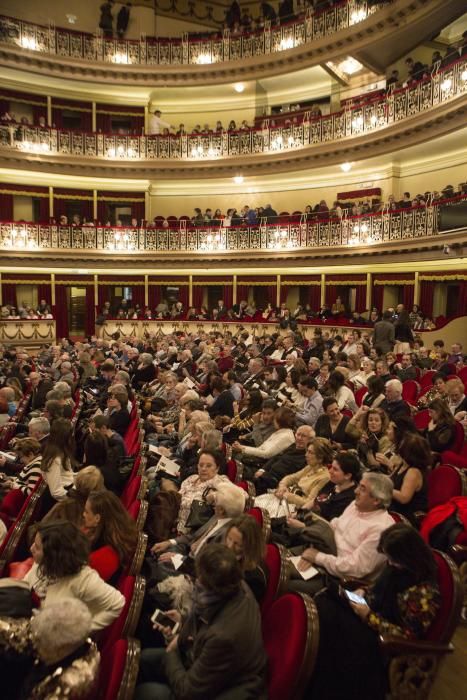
[369,565,420,625]
[191,580,227,623]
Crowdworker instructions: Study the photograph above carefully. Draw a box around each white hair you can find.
[214,482,246,517]
[31,598,92,656]
[386,378,403,396]
[362,473,393,509]
[29,417,50,436]
[54,381,72,397]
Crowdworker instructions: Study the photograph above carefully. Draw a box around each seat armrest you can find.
[379,636,454,656]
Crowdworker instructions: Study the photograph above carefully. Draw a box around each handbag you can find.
[0,579,33,618]
[185,487,215,531]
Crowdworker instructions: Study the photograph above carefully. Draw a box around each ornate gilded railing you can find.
[0,205,443,255]
[0,3,376,66]
[0,57,465,162]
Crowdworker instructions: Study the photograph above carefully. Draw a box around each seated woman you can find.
[326,370,358,414]
[83,431,127,493]
[40,417,75,505]
[346,407,391,470]
[42,465,104,527]
[224,515,268,603]
[0,437,42,499]
[258,437,334,514]
[315,397,357,450]
[106,389,130,436]
[310,451,360,520]
[424,398,457,454]
[132,352,157,389]
[82,489,138,584]
[22,521,125,632]
[176,449,230,534]
[352,358,376,391]
[308,523,440,700]
[361,375,386,408]
[0,599,99,700]
[416,372,448,409]
[222,389,263,443]
[388,432,429,523]
[232,406,296,469]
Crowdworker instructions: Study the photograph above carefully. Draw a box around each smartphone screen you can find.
[345,590,366,605]
[151,609,179,632]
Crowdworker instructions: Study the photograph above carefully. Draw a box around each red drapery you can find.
[178,285,189,309]
[37,196,50,223]
[97,284,110,311]
[267,284,277,307]
[403,284,414,309]
[1,284,17,307]
[131,200,146,225]
[419,281,435,317]
[32,104,47,125]
[236,284,249,304]
[85,286,95,337]
[371,285,384,312]
[309,286,321,311]
[192,286,204,311]
[0,193,13,220]
[54,285,69,339]
[148,285,161,310]
[130,285,145,309]
[280,285,289,305]
[37,283,52,306]
[355,285,367,312]
[325,285,338,306]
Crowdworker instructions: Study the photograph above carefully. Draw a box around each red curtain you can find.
[372,285,384,312]
[51,108,63,129]
[37,196,50,223]
[53,197,67,219]
[97,200,109,225]
[98,284,110,311]
[148,285,161,310]
[131,201,146,225]
[458,282,467,315]
[309,286,321,311]
[236,284,249,304]
[403,285,414,309]
[419,281,435,317]
[85,286,95,336]
[96,113,113,133]
[192,286,204,311]
[37,283,52,306]
[223,284,233,310]
[1,284,17,307]
[267,284,277,307]
[54,285,69,338]
[32,104,47,125]
[131,285,145,309]
[0,194,13,220]
[325,285,338,306]
[355,285,367,312]
[178,285,189,309]
[280,285,289,305]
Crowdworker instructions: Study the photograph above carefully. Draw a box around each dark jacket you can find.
[207,390,235,419]
[255,446,306,494]
[108,407,130,436]
[315,414,355,450]
[379,398,411,421]
[165,587,268,700]
[372,320,395,354]
[30,379,53,411]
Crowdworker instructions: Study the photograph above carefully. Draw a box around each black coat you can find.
[255,446,306,494]
[108,407,130,436]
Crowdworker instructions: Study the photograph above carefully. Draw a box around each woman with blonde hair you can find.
[42,466,105,527]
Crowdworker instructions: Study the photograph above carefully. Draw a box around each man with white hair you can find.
[289,472,394,593]
[379,378,410,420]
[28,416,50,450]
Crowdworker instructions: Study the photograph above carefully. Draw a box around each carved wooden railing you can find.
[0,2,376,66]
[0,56,465,162]
[0,204,448,255]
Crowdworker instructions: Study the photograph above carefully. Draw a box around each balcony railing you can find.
[1,57,465,163]
[0,205,447,255]
[0,3,376,66]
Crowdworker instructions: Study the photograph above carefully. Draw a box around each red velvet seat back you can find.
[98,575,135,652]
[262,593,308,700]
[402,380,419,404]
[121,476,141,510]
[419,371,436,388]
[458,366,467,384]
[127,499,141,523]
[451,421,465,453]
[261,544,281,614]
[226,460,238,483]
[427,466,462,510]
[98,639,128,700]
[414,409,430,430]
[355,387,368,406]
[425,551,457,643]
[441,450,467,469]
[0,489,26,523]
[247,507,263,528]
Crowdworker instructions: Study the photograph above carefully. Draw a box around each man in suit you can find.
[136,544,268,700]
[29,372,53,411]
[372,310,395,354]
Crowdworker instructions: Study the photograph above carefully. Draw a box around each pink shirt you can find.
[315,501,393,579]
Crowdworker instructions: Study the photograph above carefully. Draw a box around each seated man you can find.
[253,425,314,495]
[394,353,417,382]
[236,398,277,447]
[232,406,295,473]
[287,472,394,594]
[295,376,323,427]
[135,544,268,700]
[379,379,410,420]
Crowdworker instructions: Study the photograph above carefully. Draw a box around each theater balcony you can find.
[0,0,464,86]
[0,56,466,179]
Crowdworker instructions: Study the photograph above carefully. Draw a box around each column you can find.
[276,275,280,308]
[414,271,420,306]
[0,273,2,306]
[366,272,372,310]
[92,102,97,132]
[49,186,54,218]
[144,191,150,223]
[320,273,325,307]
[144,105,149,134]
[94,274,98,306]
[189,275,193,307]
[93,190,98,221]
[233,274,237,305]
[144,275,149,307]
[47,96,52,127]
[51,273,56,306]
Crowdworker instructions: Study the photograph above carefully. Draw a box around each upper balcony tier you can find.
[0,1,463,86]
[1,57,466,178]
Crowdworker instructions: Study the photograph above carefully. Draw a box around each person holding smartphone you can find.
[306,523,440,699]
